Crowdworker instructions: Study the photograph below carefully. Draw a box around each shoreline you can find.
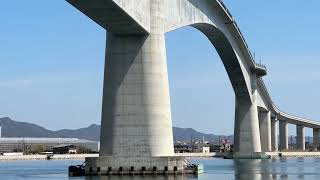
[0,153,220,161]
[3,152,320,161]
[0,154,99,161]
[266,151,320,158]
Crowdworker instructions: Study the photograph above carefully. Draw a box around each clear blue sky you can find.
[1,1,320,136]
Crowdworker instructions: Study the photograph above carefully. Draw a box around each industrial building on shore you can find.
[0,138,99,154]
[0,126,99,154]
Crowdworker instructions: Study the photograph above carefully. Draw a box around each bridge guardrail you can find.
[255,63,267,70]
[257,78,320,127]
[216,0,256,65]
[217,0,320,127]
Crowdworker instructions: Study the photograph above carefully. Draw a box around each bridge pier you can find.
[258,111,271,152]
[233,85,262,158]
[279,121,288,151]
[99,32,173,161]
[313,128,320,150]
[296,125,305,151]
[271,117,278,151]
[87,32,189,173]
[99,32,174,156]
[82,0,195,173]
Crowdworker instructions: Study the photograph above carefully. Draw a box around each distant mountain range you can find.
[173,127,233,143]
[0,117,100,141]
[0,117,232,142]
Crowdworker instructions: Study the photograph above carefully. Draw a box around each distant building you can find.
[203,146,210,153]
[210,139,232,152]
[174,143,192,153]
[0,138,99,154]
[210,144,223,152]
[52,145,77,154]
[192,143,210,153]
[0,126,2,138]
[174,141,211,153]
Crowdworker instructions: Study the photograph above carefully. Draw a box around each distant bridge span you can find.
[66,0,319,173]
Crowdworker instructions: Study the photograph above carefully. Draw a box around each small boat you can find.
[186,164,204,174]
[196,164,204,174]
[46,154,53,160]
[69,163,85,177]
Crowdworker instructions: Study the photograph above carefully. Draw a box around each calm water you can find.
[1,158,320,180]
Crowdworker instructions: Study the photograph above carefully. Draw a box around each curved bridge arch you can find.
[162,0,263,155]
[192,23,251,103]
[68,0,257,104]
[163,0,256,104]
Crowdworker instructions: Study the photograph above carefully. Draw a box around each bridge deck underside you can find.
[192,23,251,103]
[67,0,147,34]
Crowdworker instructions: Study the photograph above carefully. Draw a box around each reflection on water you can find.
[84,176,198,180]
[234,159,276,180]
[233,158,319,180]
[1,158,320,180]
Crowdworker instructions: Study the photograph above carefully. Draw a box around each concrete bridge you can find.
[66,0,320,174]
[258,79,320,152]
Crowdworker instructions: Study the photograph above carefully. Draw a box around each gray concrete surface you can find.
[259,111,271,152]
[313,128,320,150]
[271,117,278,152]
[279,121,288,151]
[296,125,305,150]
[98,1,174,157]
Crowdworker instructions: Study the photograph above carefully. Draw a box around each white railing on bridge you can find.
[255,63,267,70]
[217,0,320,128]
[216,0,257,66]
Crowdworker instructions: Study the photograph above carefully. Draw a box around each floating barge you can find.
[69,163,203,176]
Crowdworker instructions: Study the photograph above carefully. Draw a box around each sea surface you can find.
[1,158,320,180]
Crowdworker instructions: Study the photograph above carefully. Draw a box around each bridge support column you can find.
[84,0,190,170]
[279,121,288,151]
[233,81,262,158]
[296,125,305,151]
[98,32,174,157]
[86,32,186,173]
[258,111,271,152]
[271,117,278,151]
[313,128,320,150]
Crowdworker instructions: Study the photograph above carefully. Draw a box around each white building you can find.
[202,146,210,153]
